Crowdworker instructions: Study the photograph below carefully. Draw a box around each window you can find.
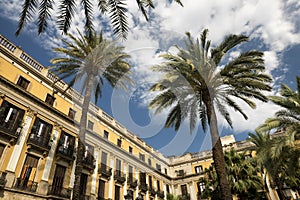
[50,165,66,195]
[68,108,76,120]
[128,165,133,182]
[0,143,5,160]
[17,154,39,190]
[129,146,133,154]
[116,158,122,175]
[114,185,120,200]
[29,117,53,146]
[148,158,152,166]
[16,76,30,90]
[195,165,203,174]
[45,94,55,106]
[148,176,153,188]
[197,182,205,194]
[157,180,161,191]
[88,120,94,130]
[104,130,109,139]
[84,144,94,159]
[166,184,170,194]
[139,172,146,185]
[177,169,185,176]
[156,164,161,172]
[57,132,75,156]
[98,179,105,199]
[0,100,25,132]
[100,151,108,169]
[181,184,188,196]
[117,138,122,147]
[165,168,168,175]
[79,173,88,196]
[139,153,145,162]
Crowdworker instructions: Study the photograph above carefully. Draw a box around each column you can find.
[135,170,139,198]
[108,156,115,199]
[5,110,34,187]
[123,163,127,197]
[146,174,149,199]
[69,138,78,188]
[37,124,61,194]
[91,148,99,195]
[41,124,61,181]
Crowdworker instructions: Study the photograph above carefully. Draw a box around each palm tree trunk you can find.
[72,73,95,200]
[205,96,232,200]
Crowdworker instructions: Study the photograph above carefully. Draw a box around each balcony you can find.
[79,195,90,200]
[27,133,51,156]
[178,194,190,200]
[14,177,38,192]
[98,164,112,179]
[127,178,138,189]
[139,183,148,193]
[0,118,22,145]
[82,156,95,172]
[56,145,75,162]
[48,185,71,198]
[114,170,126,184]
[0,172,7,188]
[149,187,156,196]
[157,190,164,199]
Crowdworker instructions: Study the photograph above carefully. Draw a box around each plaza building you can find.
[0,34,297,200]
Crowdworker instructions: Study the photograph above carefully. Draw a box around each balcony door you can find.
[17,154,39,190]
[98,179,105,199]
[50,165,66,195]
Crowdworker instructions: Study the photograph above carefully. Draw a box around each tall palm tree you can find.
[16,0,183,38]
[51,30,132,200]
[149,29,272,200]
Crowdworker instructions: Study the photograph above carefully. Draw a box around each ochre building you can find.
[0,34,296,200]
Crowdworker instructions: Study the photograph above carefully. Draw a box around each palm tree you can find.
[199,149,265,200]
[149,29,272,200]
[16,0,183,38]
[254,76,300,198]
[51,30,132,200]
[248,131,300,199]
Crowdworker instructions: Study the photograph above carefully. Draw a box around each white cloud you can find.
[1,0,300,155]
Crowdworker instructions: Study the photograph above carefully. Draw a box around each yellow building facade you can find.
[0,34,297,200]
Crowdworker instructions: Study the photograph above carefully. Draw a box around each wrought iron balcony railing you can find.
[14,177,38,192]
[98,164,112,179]
[157,190,164,198]
[0,172,7,188]
[149,187,156,196]
[82,156,95,171]
[48,185,71,198]
[139,183,148,193]
[127,178,138,189]
[27,133,51,152]
[178,194,191,200]
[114,170,126,184]
[0,117,22,145]
[56,145,75,161]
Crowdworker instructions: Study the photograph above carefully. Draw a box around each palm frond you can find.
[38,0,54,34]
[57,0,77,33]
[81,0,94,36]
[108,0,128,39]
[16,0,38,35]
[98,0,108,13]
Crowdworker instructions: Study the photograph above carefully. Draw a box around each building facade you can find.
[0,34,297,200]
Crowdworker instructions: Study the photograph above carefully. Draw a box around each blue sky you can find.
[0,0,300,156]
